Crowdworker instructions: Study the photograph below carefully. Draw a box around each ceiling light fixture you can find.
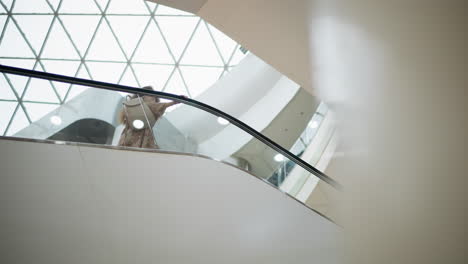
[50,115,62,126]
[310,120,319,128]
[132,120,145,129]
[217,117,229,125]
[274,154,285,162]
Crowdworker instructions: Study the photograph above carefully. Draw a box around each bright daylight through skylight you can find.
[0,0,248,136]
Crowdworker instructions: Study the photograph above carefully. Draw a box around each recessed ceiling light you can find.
[132,120,145,129]
[50,115,62,126]
[310,120,319,128]
[274,154,285,162]
[217,117,230,125]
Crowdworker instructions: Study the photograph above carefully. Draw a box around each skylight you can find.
[0,0,247,136]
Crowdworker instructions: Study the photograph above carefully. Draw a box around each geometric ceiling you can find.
[0,0,247,136]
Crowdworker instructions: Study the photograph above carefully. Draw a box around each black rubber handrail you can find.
[0,64,342,189]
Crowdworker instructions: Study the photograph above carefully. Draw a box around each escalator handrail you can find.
[0,64,342,190]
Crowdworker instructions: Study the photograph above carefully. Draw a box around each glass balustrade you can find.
[0,65,340,222]
[268,102,328,187]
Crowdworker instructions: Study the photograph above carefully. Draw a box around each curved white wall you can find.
[167,54,295,143]
[197,75,300,159]
[0,138,341,264]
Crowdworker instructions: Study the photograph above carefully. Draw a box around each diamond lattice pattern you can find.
[0,0,247,136]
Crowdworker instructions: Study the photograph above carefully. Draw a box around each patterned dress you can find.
[118,96,172,149]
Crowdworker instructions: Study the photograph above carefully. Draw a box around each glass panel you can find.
[41,22,81,60]
[23,78,60,103]
[106,0,150,14]
[208,24,237,64]
[178,66,223,97]
[65,84,89,102]
[94,0,110,10]
[0,101,17,134]
[86,62,127,83]
[1,0,13,11]
[132,22,173,64]
[180,22,224,66]
[118,67,139,87]
[3,71,29,96]
[59,15,102,55]
[132,64,174,91]
[23,102,59,122]
[157,16,199,60]
[163,69,190,97]
[106,16,149,56]
[0,1,248,99]
[13,0,51,13]
[0,21,35,58]
[229,46,248,65]
[47,0,61,11]
[0,74,16,100]
[0,72,336,220]
[14,15,54,54]
[155,4,194,16]
[86,22,127,61]
[6,105,28,136]
[41,60,81,76]
[272,156,337,221]
[60,0,100,14]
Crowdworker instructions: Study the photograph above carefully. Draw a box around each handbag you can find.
[122,96,156,130]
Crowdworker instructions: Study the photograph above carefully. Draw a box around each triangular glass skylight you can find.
[0,74,16,100]
[41,60,81,100]
[0,0,247,135]
[3,72,30,97]
[132,64,174,91]
[155,4,193,16]
[94,0,110,10]
[41,22,80,59]
[15,15,54,54]
[208,24,238,64]
[179,66,224,98]
[47,0,61,11]
[60,0,100,14]
[157,16,199,61]
[13,0,51,13]
[0,21,35,58]
[86,62,127,83]
[132,21,174,63]
[1,0,13,12]
[107,0,150,14]
[106,16,149,57]
[60,15,101,56]
[164,69,190,97]
[23,78,60,103]
[6,106,28,136]
[0,101,17,134]
[86,21,127,61]
[180,22,224,66]
[119,67,140,87]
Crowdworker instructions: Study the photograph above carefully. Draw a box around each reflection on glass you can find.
[117,86,183,149]
[0,72,335,220]
[267,103,328,187]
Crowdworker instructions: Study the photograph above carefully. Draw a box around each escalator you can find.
[0,64,342,263]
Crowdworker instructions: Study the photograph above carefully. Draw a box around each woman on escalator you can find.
[117,86,184,149]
